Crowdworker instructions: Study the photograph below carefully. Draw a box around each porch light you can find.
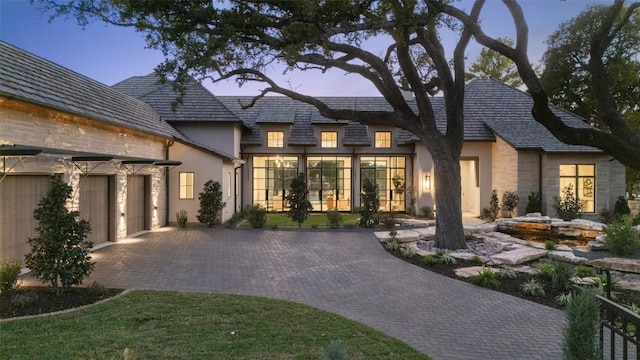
[423,174,431,191]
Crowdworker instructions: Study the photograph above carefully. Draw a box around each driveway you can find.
[22,228,566,359]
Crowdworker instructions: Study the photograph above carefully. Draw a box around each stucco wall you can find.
[172,122,242,158]
[1,99,168,240]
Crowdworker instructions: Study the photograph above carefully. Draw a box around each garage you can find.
[0,175,51,262]
[79,175,114,246]
[127,175,149,235]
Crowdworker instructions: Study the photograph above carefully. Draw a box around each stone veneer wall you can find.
[1,99,169,240]
[491,137,519,214]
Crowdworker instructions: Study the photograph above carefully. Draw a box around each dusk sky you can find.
[0,0,610,96]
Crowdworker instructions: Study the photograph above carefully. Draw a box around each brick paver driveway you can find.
[24,228,566,359]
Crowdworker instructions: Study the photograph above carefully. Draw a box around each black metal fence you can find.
[596,292,640,360]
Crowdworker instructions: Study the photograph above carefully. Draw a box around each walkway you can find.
[21,228,565,359]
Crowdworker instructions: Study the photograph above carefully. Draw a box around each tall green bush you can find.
[245,204,267,228]
[326,209,343,229]
[358,178,379,228]
[24,176,94,295]
[501,190,519,218]
[197,180,226,227]
[604,215,639,257]
[525,191,541,214]
[563,290,600,360]
[0,258,21,294]
[285,173,313,228]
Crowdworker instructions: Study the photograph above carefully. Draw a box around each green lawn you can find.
[0,290,429,359]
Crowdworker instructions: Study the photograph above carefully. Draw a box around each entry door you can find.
[460,159,480,215]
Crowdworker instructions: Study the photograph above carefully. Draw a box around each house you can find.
[0,41,626,263]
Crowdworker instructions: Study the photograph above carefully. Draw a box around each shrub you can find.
[544,240,557,250]
[322,340,348,360]
[0,258,21,294]
[24,176,94,296]
[358,178,379,228]
[245,204,267,228]
[87,281,106,296]
[12,292,37,309]
[385,237,401,251]
[553,184,582,221]
[613,195,631,217]
[272,224,279,229]
[464,233,474,242]
[176,209,188,228]
[525,191,541,214]
[603,215,639,257]
[406,185,417,216]
[197,180,226,227]
[436,250,457,265]
[400,245,416,258]
[471,266,500,288]
[470,254,483,265]
[285,173,313,228]
[489,190,500,220]
[497,267,517,280]
[551,261,576,291]
[326,209,343,229]
[599,207,615,224]
[537,261,553,278]
[225,211,243,227]
[422,254,438,265]
[501,191,519,218]
[555,292,573,307]
[419,206,434,219]
[521,279,545,297]
[563,290,600,360]
[379,212,397,230]
[576,265,596,278]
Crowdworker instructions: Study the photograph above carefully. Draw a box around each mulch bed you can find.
[1,286,124,319]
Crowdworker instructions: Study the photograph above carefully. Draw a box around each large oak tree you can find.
[37,0,639,248]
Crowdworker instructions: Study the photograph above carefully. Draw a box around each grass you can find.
[0,290,429,359]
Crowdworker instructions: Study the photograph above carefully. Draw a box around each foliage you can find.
[563,290,600,360]
[471,267,500,289]
[525,192,541,214]
[24,176,94,296]
[603,215,640,257]
[488,190,500,221]
[385,236,401,252]
[496,267,517,280]
[406,185,417,216]
[555,292,573,307]
[614,195,631,217]
[553,184,582,221]
[470,255,483,265]
[0,258,21,294]
[537,261,554,278]
[544,240,557,251]
[436,250,457,265]
[576,265,596,278]
[176,209,188,228]
[419,206,434,220]
[635,211,640,226]
[379,212,397,231]
[551,261,576,291]
[422,254,438,266]
[326,209,344,229]
[520,279,546,297]
[400,245,416,258]
[197,180,226,227]
[87,281,106,297]
[225,211,244,227]
[501,191,519,218]
[466,37,523,87]
[358,178,379,228]
[392,173,404,196]
[244,204,267,228]
[322,340,349,360]
[464,233,474,242]
[285,173,314,228]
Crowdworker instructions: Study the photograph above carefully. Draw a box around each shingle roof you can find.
[0,41,184,142]
[113,73,242,124]
[465,79,601,153]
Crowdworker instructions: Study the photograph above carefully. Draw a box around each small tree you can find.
[285,173,313,228]
[553,184,583,221]
[24,175,93,296]
[525,192,542,214]
[563,290,600,360]
[501,191,519,218]
[359,178,380,228]
[489,190,500,220]
[197,180,226,227]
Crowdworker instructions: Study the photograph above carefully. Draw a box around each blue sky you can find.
[0,0,609,96]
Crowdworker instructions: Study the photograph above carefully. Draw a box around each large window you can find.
[179,172,194,199]
[253,156,298,211]
[307,156,352,211]
[559,164,595,213]
[360,156,405,211]
[267,131,284,148]
[321,132,338,148]
[374,131,391,148]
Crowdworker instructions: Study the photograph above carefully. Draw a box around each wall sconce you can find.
[120,212,125,217]
[423,174,431,191]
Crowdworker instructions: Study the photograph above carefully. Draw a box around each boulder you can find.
[490,248,549,265]
[454,266,494,278]
[589,257,640,274]
[548,251,589,264]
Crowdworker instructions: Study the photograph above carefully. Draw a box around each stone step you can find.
[489,248,549,265]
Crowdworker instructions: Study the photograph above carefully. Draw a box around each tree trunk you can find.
[433,152,466,250]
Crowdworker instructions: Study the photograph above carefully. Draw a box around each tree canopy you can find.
[466,37,522,87]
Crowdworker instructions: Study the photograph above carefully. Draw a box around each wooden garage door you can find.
[0,175,50,263]
[79,176,111,246]
[127,175,148,235]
